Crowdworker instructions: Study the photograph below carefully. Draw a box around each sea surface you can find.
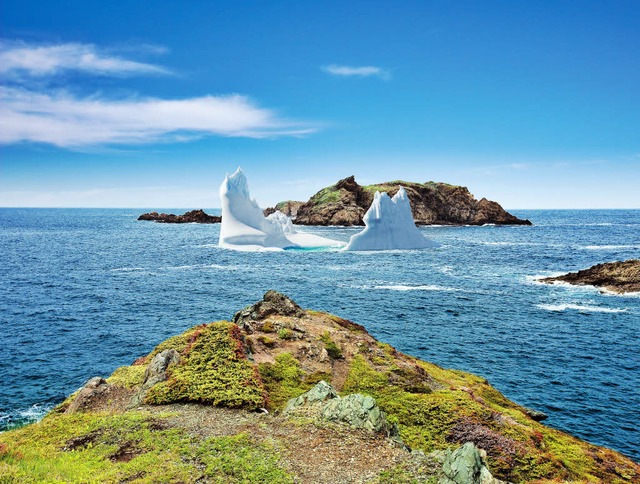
[0,208,638,460]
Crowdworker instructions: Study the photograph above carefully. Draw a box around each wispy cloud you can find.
[0,40,170,77]
[0,87,317,147]
[322,64,390,80]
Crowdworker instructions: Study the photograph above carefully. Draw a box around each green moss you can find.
[0,413,291,483]
[106,365,146,389]
[258,353,310,411]
[257,335,277,348]
[145,322,265,409]
[309,187,341,205]
[277,328,294,340]
[261,321,276,333]
[320,331,343,359]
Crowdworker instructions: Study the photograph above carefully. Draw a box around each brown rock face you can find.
[263,201,305,219]
[137,209,221,224]
[281,176,531,226]
[540,259,640,294]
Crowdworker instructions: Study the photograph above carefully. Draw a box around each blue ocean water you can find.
[0,208,638,460]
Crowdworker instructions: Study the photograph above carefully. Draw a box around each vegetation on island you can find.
[1,291,637,483]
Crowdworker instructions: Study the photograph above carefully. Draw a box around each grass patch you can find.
[309,187,341,205]
[145,322,265,409]
[0,412,292,483]
[320,331,343,359]
[106,365,146,389]
[258,353,311,411]
[277,328,295,340]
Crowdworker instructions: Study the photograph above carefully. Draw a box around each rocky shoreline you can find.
[137,209,221,224]
[1,291,637,483]
[266,176,532,226]
[540,259,640,294]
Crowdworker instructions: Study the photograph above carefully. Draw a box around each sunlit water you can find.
[0,208,638,460]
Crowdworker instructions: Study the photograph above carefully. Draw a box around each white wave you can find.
[536,303,628,313]
[581,245,640,250]
[111,267,145,272]
[363,284,462,292]
[161,264,240,271]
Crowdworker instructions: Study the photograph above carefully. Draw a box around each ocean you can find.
[0,208,638,460]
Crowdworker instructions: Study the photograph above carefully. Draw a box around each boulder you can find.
[439,442,505,484]
[284,380,338,412]
[66,377,111,413]
[233,290,304,327]
[143,349,180,388]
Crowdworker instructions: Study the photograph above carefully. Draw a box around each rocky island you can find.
[1,291,637,483]
[137,209,221,224]
[540,259,640,294]
[265,176,532,226]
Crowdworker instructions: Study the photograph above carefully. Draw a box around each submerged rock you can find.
[137,209,221,224]
[540,259,640,294]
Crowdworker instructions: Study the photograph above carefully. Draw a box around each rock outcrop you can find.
[268,176,531,226]
[439,442,505,484]
[4,291,639,484]
[263,201,305,219]
[137,209,221,224]
[540,259,640,294]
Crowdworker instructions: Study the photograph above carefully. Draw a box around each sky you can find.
[1,0,639,209]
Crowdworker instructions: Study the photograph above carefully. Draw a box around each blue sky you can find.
[1,1,638,208]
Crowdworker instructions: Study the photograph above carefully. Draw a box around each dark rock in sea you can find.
[540,259,640,294]
[523,407,549,422]
[266,176,531,226]
[137,209,221,224]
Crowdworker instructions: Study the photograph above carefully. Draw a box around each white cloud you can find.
[0,87,317,147]
[323,64,390,80]
[0,41,170,77]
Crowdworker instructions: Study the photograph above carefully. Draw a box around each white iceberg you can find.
[219,168,343,251]
[344,187,438,251]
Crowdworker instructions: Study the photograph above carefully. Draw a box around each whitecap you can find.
[361,284,462,292]
[111,267,145,272]
[580,245,640,250]
[536,303,628,313]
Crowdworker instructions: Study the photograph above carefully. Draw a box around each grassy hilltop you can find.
[1,292,637,483]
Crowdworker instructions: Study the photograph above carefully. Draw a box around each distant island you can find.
[264,176,532,226]
[138,176,532,227]
[541,259,640,294]
[137,209,221,224]
[1,291,637,482]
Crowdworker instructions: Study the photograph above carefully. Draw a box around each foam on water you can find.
[536,303,629,313]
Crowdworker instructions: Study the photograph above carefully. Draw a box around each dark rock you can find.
[66,377,110,413]
[285,176,531,226]
[523,407,548,422]
[233,290,304,326]
[540,259,640,294]
[137,209,221,224]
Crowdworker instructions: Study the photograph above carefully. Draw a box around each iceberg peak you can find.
[344,186,437,251]
[218,169,343,251]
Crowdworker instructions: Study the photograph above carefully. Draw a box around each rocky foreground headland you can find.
[265,176,532,226]
[541,259,640,294]
[138,209,221,224]
[1,292,637,483]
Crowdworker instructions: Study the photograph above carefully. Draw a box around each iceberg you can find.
[219,168,343,251]
[344,187,438,251]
